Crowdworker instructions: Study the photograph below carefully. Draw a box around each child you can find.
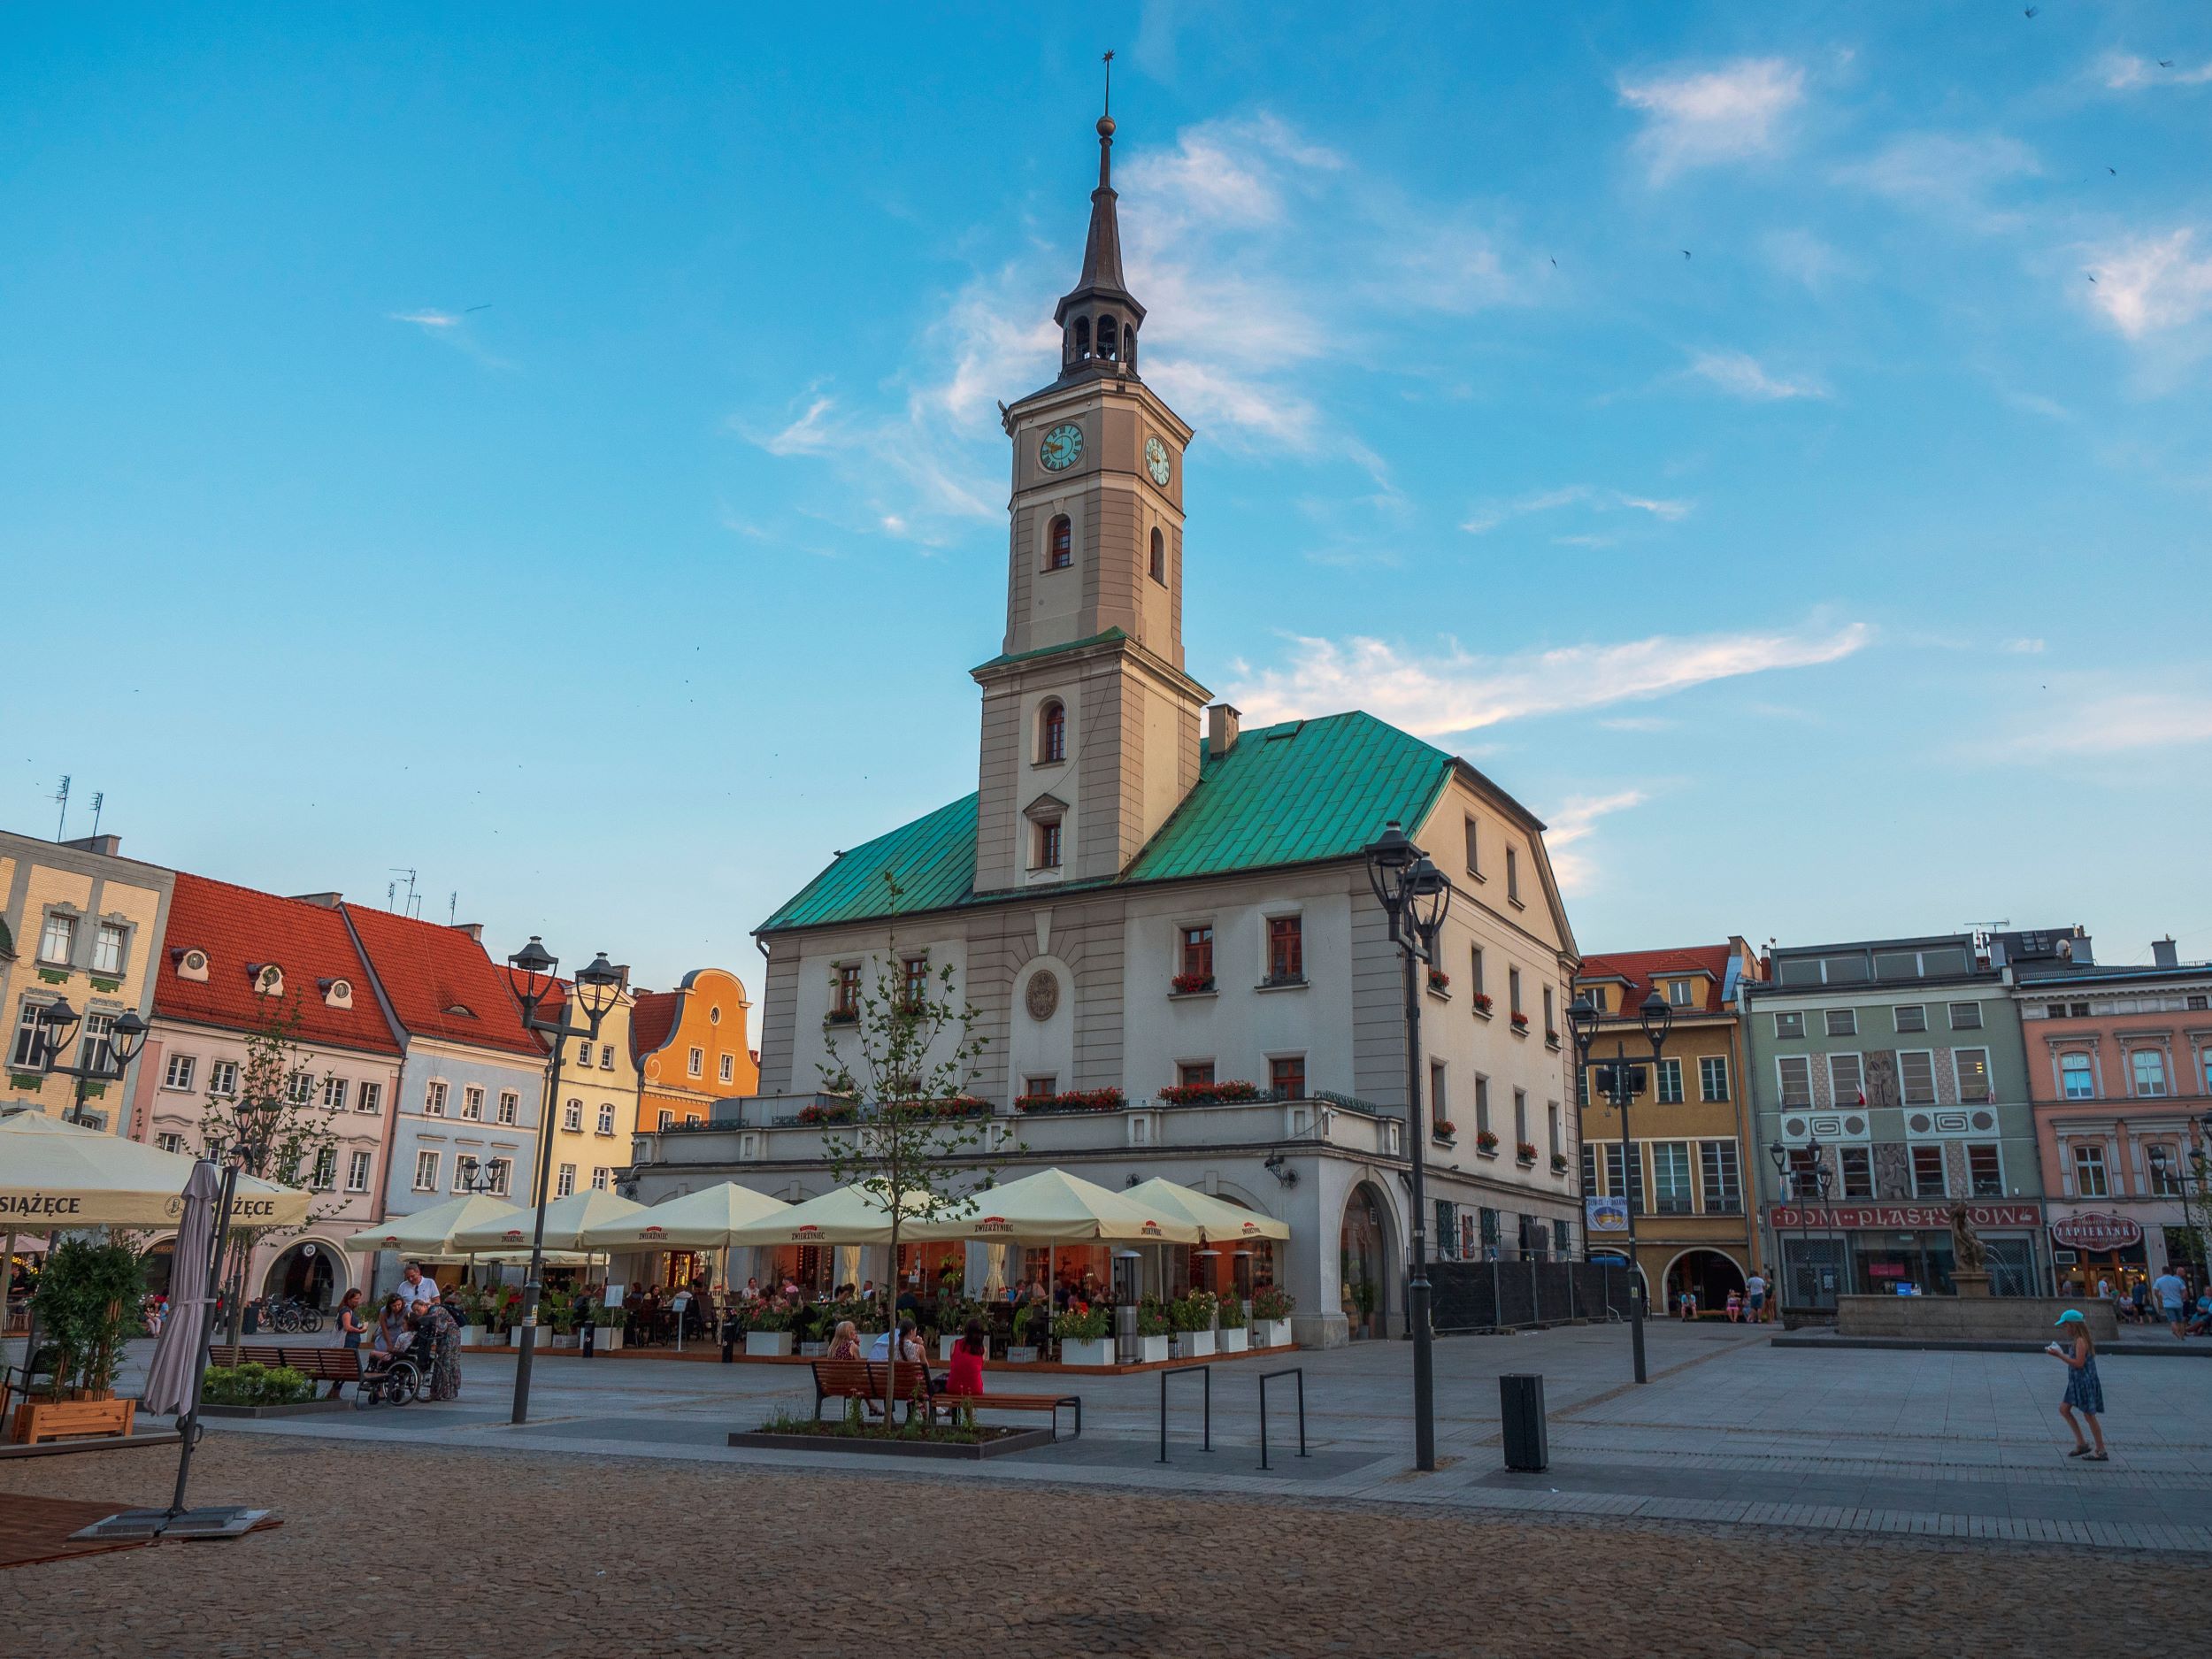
[1725,1288,1742,1323]
[2046,1309,2108,1462]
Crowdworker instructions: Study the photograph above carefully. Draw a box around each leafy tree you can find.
[817,875,1002,1427]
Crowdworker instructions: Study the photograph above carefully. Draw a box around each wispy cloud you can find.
[1542,789,1650,895]
[2080,228,2212,340]
[2100,51,2212,90]
[1461,486,1692,535]
[1837,133,2039,226]
[1618,58,1804,182]
[1762,227,1856,291]
[2002,637,2047,655]
[1227,619,1870,739]
[387,306,510,368]
[2038,690,2212,753]
[390,310,462,330]
[1686,349,1828,401]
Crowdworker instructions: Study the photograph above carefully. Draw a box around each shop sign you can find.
[1767,1202,2040,1230]
[2048,1211,2144,1251]
[1585,1195,1629,1235]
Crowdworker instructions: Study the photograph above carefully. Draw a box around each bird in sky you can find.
[2159,58,2175,68]
[2108,166,2117,176]
[1681,250,1692,260]
[2086,273,2099,284]
[2024,6,2039,16]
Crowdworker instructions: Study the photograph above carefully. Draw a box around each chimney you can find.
[289,892,344,910]
[1206,703,1241,759]
[63,834,121,856]
[2153,936,2179,970]
[452,922,485,942]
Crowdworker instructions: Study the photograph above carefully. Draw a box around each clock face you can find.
[1145,435,1171,488]
[1039,422,1085,472]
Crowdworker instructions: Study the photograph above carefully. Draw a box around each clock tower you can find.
[972,103,1209,895]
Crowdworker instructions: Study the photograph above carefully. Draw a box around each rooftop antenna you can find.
[389,867,419,917]
[54,775,70,841]
[88,792,104,839]
[449,890,457,926]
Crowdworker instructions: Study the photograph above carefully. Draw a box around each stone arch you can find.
[1338,1179,1398,1340]
[262,1235,349,1307]
[1662,1248,1747,1317]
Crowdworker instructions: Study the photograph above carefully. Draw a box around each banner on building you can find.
[1585,1195,1629,1235]
[2047,1211,2144,1251]
[1767,1202,2039,1231]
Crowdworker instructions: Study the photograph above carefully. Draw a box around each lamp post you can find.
[502,938,623,1425]
[1767,1134,1830,1316]
[1363,820,1451,1472]
[27,999,150,1126]
[1566,989,1672,1383]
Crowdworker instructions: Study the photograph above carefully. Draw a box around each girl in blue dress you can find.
[2047,1309,2108,1461]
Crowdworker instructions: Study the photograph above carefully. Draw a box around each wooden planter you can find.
[12,1395,135,1445]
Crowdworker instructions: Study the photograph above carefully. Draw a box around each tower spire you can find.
[1055,51,1144,380]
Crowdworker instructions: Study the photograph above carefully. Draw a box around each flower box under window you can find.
[1471,992,1494,1017]
[1170,972,1216,996]
[1432,1118,1456,1143]
[1515,1141,1539,1164]
[1475,1130,1500,1155]
[1157,1079,1263,1107]
[1014,1087,1126,1114]
[1550,1152,1569,1174]
[1426,969,1450,995]
[1509,1011,1531,1032]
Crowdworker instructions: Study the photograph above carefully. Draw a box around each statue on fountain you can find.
[1947,1200,1990,1292]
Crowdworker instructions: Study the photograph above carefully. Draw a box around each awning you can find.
[450,1189,645,1254]
[724,1183,902,1247]
[1123,1177,1289,1243]
[578,1183,791,1251]
[907,1167,1202,1245]
[0,1109,309,1230]
[341,1193,522,1256]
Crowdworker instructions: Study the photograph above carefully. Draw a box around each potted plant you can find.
[1509,1010,1531,1032]
[1551,1151,1570,1175]
[1432,1118,1456,1145]
[1051,1299,1113,1367]
[1348,1277,1379,1338]
[1129,1295,1169,1363]
[449,1286,486,1348]
[1005,1302,1041,1363]
[1251,1286,1295,1348]
[1217,1292,1249,1352]
[1170,971,1215,995]
[744,1302,795,1358]
[592,1301,626,1350]
[1475,1129,1500,1156]
[1169,1289,1217,1358]
[1426,967,1450,995]
[795,1302,830,1357]
[1471,991,1494,1016]
[1516,1140,1539,1164]
[15,1239,142,1444]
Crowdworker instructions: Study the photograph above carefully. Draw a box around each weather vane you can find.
[1103,50,1113,116]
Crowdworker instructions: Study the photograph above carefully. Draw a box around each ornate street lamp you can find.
[1567,988,1671,1382]
[1363,820,1452,1471]
[502,939,624,1425]
[30,998,150,1125]
[1767,1134,1831,1318]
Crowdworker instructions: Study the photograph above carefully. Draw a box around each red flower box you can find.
[1170,972,1216,995]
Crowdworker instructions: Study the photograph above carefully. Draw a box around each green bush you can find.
[202,1363,316,1407]
[33,1238,146,1399]
[1169,1290,1218,1333]
[1251,1286,1295,1322]
[1217,1294,1248,1329]
[1135,1294,1171,1337]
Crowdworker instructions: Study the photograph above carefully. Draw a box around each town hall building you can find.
[626,104,1583,1346]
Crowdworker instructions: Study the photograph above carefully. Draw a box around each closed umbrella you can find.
[142,1160,219,1417]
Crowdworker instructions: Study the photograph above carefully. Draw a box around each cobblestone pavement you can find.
[0,1433,2198,1658]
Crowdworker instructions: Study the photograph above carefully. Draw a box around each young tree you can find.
[817,876,1000,1428]
[198,992,345,1344]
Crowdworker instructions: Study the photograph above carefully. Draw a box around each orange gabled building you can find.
[632,967,757,1135]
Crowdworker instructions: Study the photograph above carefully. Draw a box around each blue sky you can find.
[5,4,2209,1019]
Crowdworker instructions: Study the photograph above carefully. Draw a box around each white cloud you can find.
[1462,486,1692,535]
[2100,51,2212,90]
[1762,227,1855,291]
[1835,133,2039,227]
[1540,789,1650,895]
[2002,637,2047,655]
[2039,691,2212,752]
[1227,619,1871,739]
[1597,716,1673,732]
[1617,494,1693,521]
[1686,349,1828,401]
[390,310,461,330]
[1618,58,1804,182]
[762,394,837,456]
[2081,228,2212,339]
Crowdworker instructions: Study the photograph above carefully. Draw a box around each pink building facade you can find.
[2013,943,2212,1298]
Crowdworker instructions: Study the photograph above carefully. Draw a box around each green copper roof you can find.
[759,710,1455,935]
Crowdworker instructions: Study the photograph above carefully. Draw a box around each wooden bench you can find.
[211,1345,369,1386]
[809,1358,1080,1439]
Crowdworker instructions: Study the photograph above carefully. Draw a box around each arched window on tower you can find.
[1073,317,1091,360]
[1046,515,1072,571]
[1095,314,1118,361]
[1123,322,1137,369]
[1038,700,1066,764]
[1149,526,1165,585]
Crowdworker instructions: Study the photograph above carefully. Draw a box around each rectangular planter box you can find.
[1253,1319,1294,1348]
[12,1397,136,1445]
[197,1397,351,1419]
[510,1328,529,1348]
[798,1340,828,1358]
[1058,1337,1114,1367]
[1137,1334,1170,1364]
[552,1334,580,1349]
[746,1331,795,1358]
[595,1326,624,1351]
[1217,1327,1249,1352]
[939,1333,962,1363]
[726,1426,1055,1461]
[1002,1345,1041,1364]
[1171,1331,1217,1359]
[458,1325,487,1348]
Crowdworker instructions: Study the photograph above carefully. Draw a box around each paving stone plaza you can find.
[4,1323,2203,1654]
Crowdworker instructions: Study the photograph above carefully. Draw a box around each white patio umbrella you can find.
[907,1167,1202,1245]
[341,1193,522,1256]
[1122,1178,1290,1242]
[449,1189,645,1254]
[724,1182,903,1248]
[0,1110,309,1230]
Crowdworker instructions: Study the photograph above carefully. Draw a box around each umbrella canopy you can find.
[0,1110,309,1231]
[141,1160,219,1417]
[1124,1178,1291,1244]
[578,1183,791,1251]
[725,1182,902,1247]
[908,1167,1202,1245]
[342,1193,521,1256]
[450,1189,645,1254]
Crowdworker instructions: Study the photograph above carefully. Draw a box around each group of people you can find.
[824,1314,991,1423]
[1674,1272,1772,1324]
[331,1262,460,1401]
[2094,1271,2212,1339]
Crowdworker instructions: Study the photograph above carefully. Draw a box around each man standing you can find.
[1745,1271,1769,1324]
[2151,1266,2190,1340]
[396,1262,441,1314]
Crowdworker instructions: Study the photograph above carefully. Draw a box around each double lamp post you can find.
[1564,988,1675,1385]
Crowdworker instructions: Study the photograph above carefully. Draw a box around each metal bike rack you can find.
[1256,1366,1308,1470]
[1158,1363,1211,1463]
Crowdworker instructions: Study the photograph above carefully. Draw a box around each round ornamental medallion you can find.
[1025,971,1060,1022]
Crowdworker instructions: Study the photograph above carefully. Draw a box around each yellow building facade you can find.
[1,830,173,1129]
[541,979,642,1200]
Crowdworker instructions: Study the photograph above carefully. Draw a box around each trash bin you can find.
[1500,1372,1547,1471]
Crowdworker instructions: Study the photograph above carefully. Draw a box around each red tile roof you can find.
[153,874,402,1056]
[1578,945,1732,1016]
[630,990,682,1062]
[339,903,545,1058]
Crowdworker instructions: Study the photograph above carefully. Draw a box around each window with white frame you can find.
[687,1046,704,1078]
[2148,1148,2183,1196]
[1893,1004,1927,1033]
[563,1098,584,1132]
[496,1089,518,1125]
[1668,978,1695,1007]
[718,1052,734,1084]
[659,1109,675,1131]
[2070,1142,2108,1197]
[1947,1002,1984,1030]
[1654,1057,1684,1104]
[1772,1010,1804,1039]
[10,1003,45,1068]
[556,1164,577,1198]
[208,1059,239,1097]
[311,1147,337,1190]
[346,1149,373,1193]
[577,1040,592,1066]
[413,1150,441,1191]
[1953,1048,1991,1103]
[357,1080,382,1114]
[285,1069,313,1104]
[452,1156,480,1194]
[423,1079,448,1117]
[1898,1050,1936,1105]
[1776,1056,1813,1109]
[462,1085,484,1121]
[1701,1141,1742,1211]
[1699,1055,1730,1102]
[156,1133,185,1155]
[92,921,127,976]
[1602,1144,1645,1207]
[591,1166,611,1192]
[600,1044,615,1070]
[488,1158,512,1196]
[1828,1051,1864,1106]
[322,1075,348,1110]
[2059,1053,2093,1099]
[1651,1142,1694,1214]
[164,1053,196,1091]
[38,912,77,964]
[1824,1009,1856,1037]
[2131,1049,2168,1097]
[596,1102,615,1135]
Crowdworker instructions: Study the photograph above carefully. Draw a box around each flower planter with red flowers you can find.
[1544,1029,1562,1048]
[1425,969,1450,996]
[1471,993,1494,1017]
[1515,1141,1539,1164]
[796,1102,856,1125]
[1157,1080,1262,1106]
[1432,1118,1456,1144]
[1170,972,1216,996]
[1015,1087,1125,1114]
[1509,1011,1531,1033]
[1475,1131,1500,1156]
[1550,1152,1570,1175]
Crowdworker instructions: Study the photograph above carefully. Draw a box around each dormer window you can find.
[319,977,354,1010]
[1038,700,1066,763]
[175,948,210,983]
[250,963,283,997]
[1046,515,1072,572]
